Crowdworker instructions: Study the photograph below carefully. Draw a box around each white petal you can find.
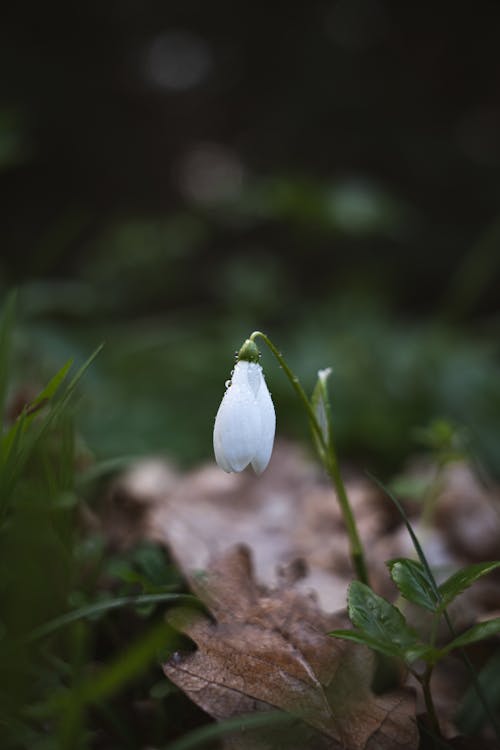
[231,360,262,397]
[251,372,276,475]
[213,362,261,472]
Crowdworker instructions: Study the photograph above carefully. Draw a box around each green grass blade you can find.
[1,357,74,467]
[64,343,104,396]
[0,410,27,518]
[25,593,199,642]
[163,711,295,750]
[0,344,103,522]
[368,473,441,600]
[0,290,17,426]
[28,357,73,411]
[57,620,180,748]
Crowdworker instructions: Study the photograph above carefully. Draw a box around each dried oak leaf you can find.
[150,441,390,613]
[163,546,418,750]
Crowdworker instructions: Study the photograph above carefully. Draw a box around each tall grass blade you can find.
[0,290,17,426]
[163,711,295,750]
[26,593,198,642]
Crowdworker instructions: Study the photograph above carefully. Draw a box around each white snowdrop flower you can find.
[213,340,276,474]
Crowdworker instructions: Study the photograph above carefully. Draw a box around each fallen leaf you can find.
[150,441,390,612]
[115,444,500,743]
[163,546,418,750]
[436,463,500,561]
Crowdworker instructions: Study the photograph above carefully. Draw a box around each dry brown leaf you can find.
[163,546,418,750]
[112,445,500,745]
[149,441,391,613]
[436,463,500,560]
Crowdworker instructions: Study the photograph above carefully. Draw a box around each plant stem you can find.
[421,665,442,741]
[250,331,369,585]
[325,443,369,585]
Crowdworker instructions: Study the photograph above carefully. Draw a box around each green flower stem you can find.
[325,442,369,586]
[249,331,369,586]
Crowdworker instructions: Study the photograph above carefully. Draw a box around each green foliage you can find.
[330,582,435,664]
[331,569,500,669]
[15,279,500,477]
[442,619,500,655]
[386,559,439,612]
[27,593,195,643]
[0,290,16,425]
[163,710,295,750]
[0,297,196,748]
[331,479,500,742]
[0,322,104,523]
[387,559,500,615]
[438,562,500,612]
[413,418,468,466]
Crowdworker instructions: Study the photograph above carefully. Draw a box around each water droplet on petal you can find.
[225,379,232,388]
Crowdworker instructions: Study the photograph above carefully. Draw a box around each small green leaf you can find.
[329,628,408,659]
[343,581,424,662]
[348,581,416,645]
[387,558,440,612]
[310,367,333,454]
[442,618,500,655]
[329,628,437,664]
[438,562,500,612]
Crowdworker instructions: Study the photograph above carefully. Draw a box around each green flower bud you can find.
[236,338,260,363]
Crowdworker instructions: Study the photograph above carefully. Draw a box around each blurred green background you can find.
[2,0,500,473]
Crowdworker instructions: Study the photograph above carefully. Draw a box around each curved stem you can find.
[250,331,369,585]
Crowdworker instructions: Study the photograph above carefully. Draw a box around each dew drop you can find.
[225,379,232,388]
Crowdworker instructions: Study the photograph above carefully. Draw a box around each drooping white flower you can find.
[213,345,276,474]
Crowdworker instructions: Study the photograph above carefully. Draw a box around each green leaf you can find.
[387,558,440,612]
[348,581,416,646]
[330,628,437,663]
[442,618,500,655]
[329,628,404,659]
[310,367,332,456]
[438,562,500,612]
[342,581,423,661]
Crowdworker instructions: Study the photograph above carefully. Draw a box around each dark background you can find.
[2,0,500,470]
